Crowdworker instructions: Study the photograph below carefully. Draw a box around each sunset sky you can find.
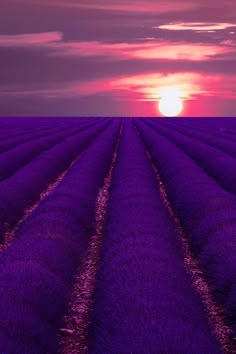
[0,0,236,116]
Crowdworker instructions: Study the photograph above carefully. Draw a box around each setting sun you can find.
[158,87,183,117]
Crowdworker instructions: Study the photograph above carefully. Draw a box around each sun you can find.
[158,87,183,117]
[159,96,183,117]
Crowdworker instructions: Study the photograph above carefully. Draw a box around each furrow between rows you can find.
[0,122,109,242]
[143,119,236,197]
[60,123,122,354]
[145,148,234,353]
[135,119,236,345]
[0,121,121,352]
[88,121,220,353]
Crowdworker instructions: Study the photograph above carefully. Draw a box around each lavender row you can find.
[135,120,236,338]
[0,123,66,150]
[0,121,110,240]
[146,118,232,140]
[152,118,231,142]
[0,118,106,152]
[89,121,220,353]
[157,118,236,136]
[0,117,103,133]
[164,118,236,143]
[0,119,107,182]
[0,122,120,353]
[0,127,65,153]
[0,118,102,154]
[143,119,236,196]
[153,118,236,158]
[0,127,76,181]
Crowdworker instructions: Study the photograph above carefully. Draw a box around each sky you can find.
[0,0,236,117]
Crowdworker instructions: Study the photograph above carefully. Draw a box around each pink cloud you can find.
[154,22,236,32]
[64,72,236,102]
[110,72,236,102]
[1,71,236,104]
[0,77,112,99]
[0,32,235,63]
[110,73,204,101]
[220,40,236,46]
[0,32,62,47]
[53,39,236,62]
[28,0,195,13]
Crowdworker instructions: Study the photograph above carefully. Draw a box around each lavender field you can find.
[0,117,236,353]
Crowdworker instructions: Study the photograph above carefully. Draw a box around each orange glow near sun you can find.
[158,87,184,117]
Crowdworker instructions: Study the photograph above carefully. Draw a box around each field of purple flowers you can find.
[0,117,235,353]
